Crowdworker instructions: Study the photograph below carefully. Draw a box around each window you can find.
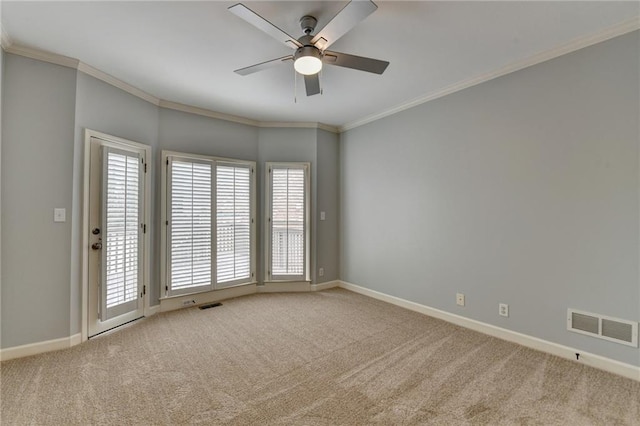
[163,152,255,297]
[265,163,310,281]
[216,163,252,286]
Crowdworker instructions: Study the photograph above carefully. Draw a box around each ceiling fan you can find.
[229,0,390,97]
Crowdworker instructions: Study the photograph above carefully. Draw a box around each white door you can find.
[88,136,147,337]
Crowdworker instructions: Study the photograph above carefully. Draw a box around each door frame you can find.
[81,129,152,342]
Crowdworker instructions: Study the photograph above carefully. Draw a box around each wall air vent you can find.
[568,309,638,348]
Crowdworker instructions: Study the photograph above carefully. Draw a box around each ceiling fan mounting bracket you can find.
[299,15,317,35]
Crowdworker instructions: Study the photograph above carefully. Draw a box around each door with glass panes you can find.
[88,135,147,337]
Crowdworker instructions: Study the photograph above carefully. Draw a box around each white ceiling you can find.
[2,1,638,128]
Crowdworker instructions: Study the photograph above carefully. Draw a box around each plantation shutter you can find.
[102,147,141,320]
[270,165,307,280]
[216,164,252,286]
[168,159,213,295]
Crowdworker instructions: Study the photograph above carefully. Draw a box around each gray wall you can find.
[257,127,317,283]
[1,55,77,347]
[0,52,340,349]
[0,46,4,344]
[158,108,259,297]
[72,73,160,323]
[316,129,339,283]
[340,32,640,366]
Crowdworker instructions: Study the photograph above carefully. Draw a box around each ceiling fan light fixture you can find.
[294,46,323,75]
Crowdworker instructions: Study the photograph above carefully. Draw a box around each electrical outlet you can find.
[183,299,196,307]
[318,267,324,277]
[456,293,465,306]
[499,303,509,317]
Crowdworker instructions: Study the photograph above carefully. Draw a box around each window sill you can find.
[160,281,258,301]
[258,281,311,293]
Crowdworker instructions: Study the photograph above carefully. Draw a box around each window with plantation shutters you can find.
[164,153,255,297]
[168,159,212,295]
[216,164,252,286]
[266,163,309,282]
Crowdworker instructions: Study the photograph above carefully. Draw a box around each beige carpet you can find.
[1,288,639,425]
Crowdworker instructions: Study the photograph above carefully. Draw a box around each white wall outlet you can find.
[53,208,66,223]
[499,303,509,317]
[456,293,465,306]
[319,267,324,277]
[320,211,326,221]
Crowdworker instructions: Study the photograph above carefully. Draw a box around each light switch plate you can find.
[54,208,66,223]
[320,211,326,221]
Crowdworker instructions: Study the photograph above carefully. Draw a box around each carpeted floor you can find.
[1,288,639,425]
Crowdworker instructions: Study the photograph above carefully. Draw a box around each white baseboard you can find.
[338,280,640,382]
[258,281,311,293]
[160,283,257,312]
[0,333,82,362]
[311,280,340,291]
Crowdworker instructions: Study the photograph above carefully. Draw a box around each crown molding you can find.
[3,42,335,131]
[258,121,339,133]
[1,28,13,50]
[77,62,160,106]
[316,123,339,133]
[4,43,79,69]
[159,101,339,132]
[3,16,637,135]
[339,17,640,132]
[159,99,260,127]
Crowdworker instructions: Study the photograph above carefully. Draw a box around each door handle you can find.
[91,242,102,250]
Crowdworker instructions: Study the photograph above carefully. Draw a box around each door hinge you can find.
[165,285,168,292]
[144,162,147,173]
[166,158,169,166]
[142,223,146,233]
[251,167,254,173]
[143,285,146,295]
[166,220,169,226]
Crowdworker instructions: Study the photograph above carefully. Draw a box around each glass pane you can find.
[105,152,139,308]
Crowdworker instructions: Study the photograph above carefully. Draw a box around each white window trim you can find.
[161,150,256,299]
[264,162,311,283]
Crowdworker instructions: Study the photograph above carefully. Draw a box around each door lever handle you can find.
[91,242,102,250]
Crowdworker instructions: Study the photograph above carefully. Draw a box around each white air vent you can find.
[568,309,638,347]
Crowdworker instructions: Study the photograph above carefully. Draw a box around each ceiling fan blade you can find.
[304,74,321,96]
[235,56,293,76]
[323,50,389,74]
[311,0,378,50]
[229,3,302,50]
